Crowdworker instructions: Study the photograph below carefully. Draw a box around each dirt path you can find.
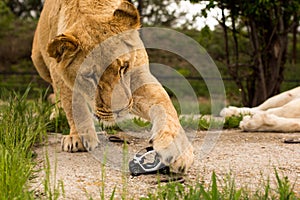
[31,130,300,199]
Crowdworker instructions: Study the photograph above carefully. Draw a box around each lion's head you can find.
[47,1,147,123]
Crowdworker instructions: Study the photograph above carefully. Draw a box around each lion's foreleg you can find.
[71,91,99,151]
[51,74,98,152]
[132,83,194,173]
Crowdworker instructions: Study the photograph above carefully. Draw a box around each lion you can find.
[220,86,300,132]
[31,0,194,173]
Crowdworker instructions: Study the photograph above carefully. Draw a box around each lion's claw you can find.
[152,128,194,174]
[79,133,99,151]
[61,133,99,152]
[169,144,194,173]
[61,135,86,152]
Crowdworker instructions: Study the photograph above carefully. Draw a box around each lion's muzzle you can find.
[95,98,133,122]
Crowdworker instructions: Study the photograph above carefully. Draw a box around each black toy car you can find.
[129,147,170,176]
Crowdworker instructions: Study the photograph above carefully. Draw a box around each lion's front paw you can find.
[169,144,194,173]
[220,106,257,117]
[220,106,240,117]
[61,133,99,152]
[79,132,99,151]
[152,128,194,173]
[61,134,86,152]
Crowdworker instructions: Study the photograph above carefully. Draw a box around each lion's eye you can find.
[84,71,98,85]
[119,61,129,77]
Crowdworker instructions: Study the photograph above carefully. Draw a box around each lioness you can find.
[31,0,194,173]
[221,86,300,132]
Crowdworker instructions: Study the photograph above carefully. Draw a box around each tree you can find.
[291,13,299,65]
[0,1,14,34]
[4,0,43,19]
[191,0,300,106]
[130,0,190,27]
[0,1,37,72]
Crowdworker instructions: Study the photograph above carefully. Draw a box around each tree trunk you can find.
[221,2,247,105]
[246,12,288,107]
[137,0,143,17]
[247,20,267,106]
[292,14,298,65]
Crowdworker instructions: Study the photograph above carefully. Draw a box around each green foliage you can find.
[223,115,244,129]
[133,117,151,127]
[47,107,70,134]
[179,115,218,130]
[141,170,298,200]
[180,115,243,130]
[222,173,243,200]
[0,87,67,199]
[97,117,151,134]
[274,168,297,200]
[0,16,38,92]
[177,68,191,76]
[0,87,47,199]
[189,0,300,106]
[198,116,224,130]
[180,116,201,130]
[141,172,239,200]
[3,0,43,19]
[0,1,14,33]
[43,149,65,200]
[99,114,240,133]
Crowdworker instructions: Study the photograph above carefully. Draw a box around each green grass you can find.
[223,115,244,129]
[0,87,66,200]
[96,117,151,134]
[99,113,243,133]
[99,114,234,134]
[179,115,243,131]
[43,147,65,199]
[0,87,48,199]
[47,106,70,134]
[141,170,298,200]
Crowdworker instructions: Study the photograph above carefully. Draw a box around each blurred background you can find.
[0,0,299,112]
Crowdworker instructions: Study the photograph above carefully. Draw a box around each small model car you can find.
[129,147,170,176]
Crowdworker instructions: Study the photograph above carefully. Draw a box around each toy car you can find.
[129,147,170,176]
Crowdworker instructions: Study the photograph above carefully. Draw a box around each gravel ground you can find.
[31,130,300,199]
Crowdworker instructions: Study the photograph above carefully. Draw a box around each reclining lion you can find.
[221,86,300,132]
[31,0,194,173]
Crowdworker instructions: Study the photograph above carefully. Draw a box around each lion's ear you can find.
[113,1,140,28]
[47,33,79,62]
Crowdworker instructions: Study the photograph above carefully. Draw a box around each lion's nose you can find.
[112,98,133,115]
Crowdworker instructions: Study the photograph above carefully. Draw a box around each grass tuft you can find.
[0,87,47,199]
[275,168,297,200]
[47,106,69,134]
[141,170,299,200]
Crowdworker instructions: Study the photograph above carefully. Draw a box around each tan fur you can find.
[220,86,300,132]
[32,0,194,173]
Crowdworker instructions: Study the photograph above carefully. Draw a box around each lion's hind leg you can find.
[256,86,300,110]
[240,113,300,132]
[220,87,300,118]
[265,98,300,118]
